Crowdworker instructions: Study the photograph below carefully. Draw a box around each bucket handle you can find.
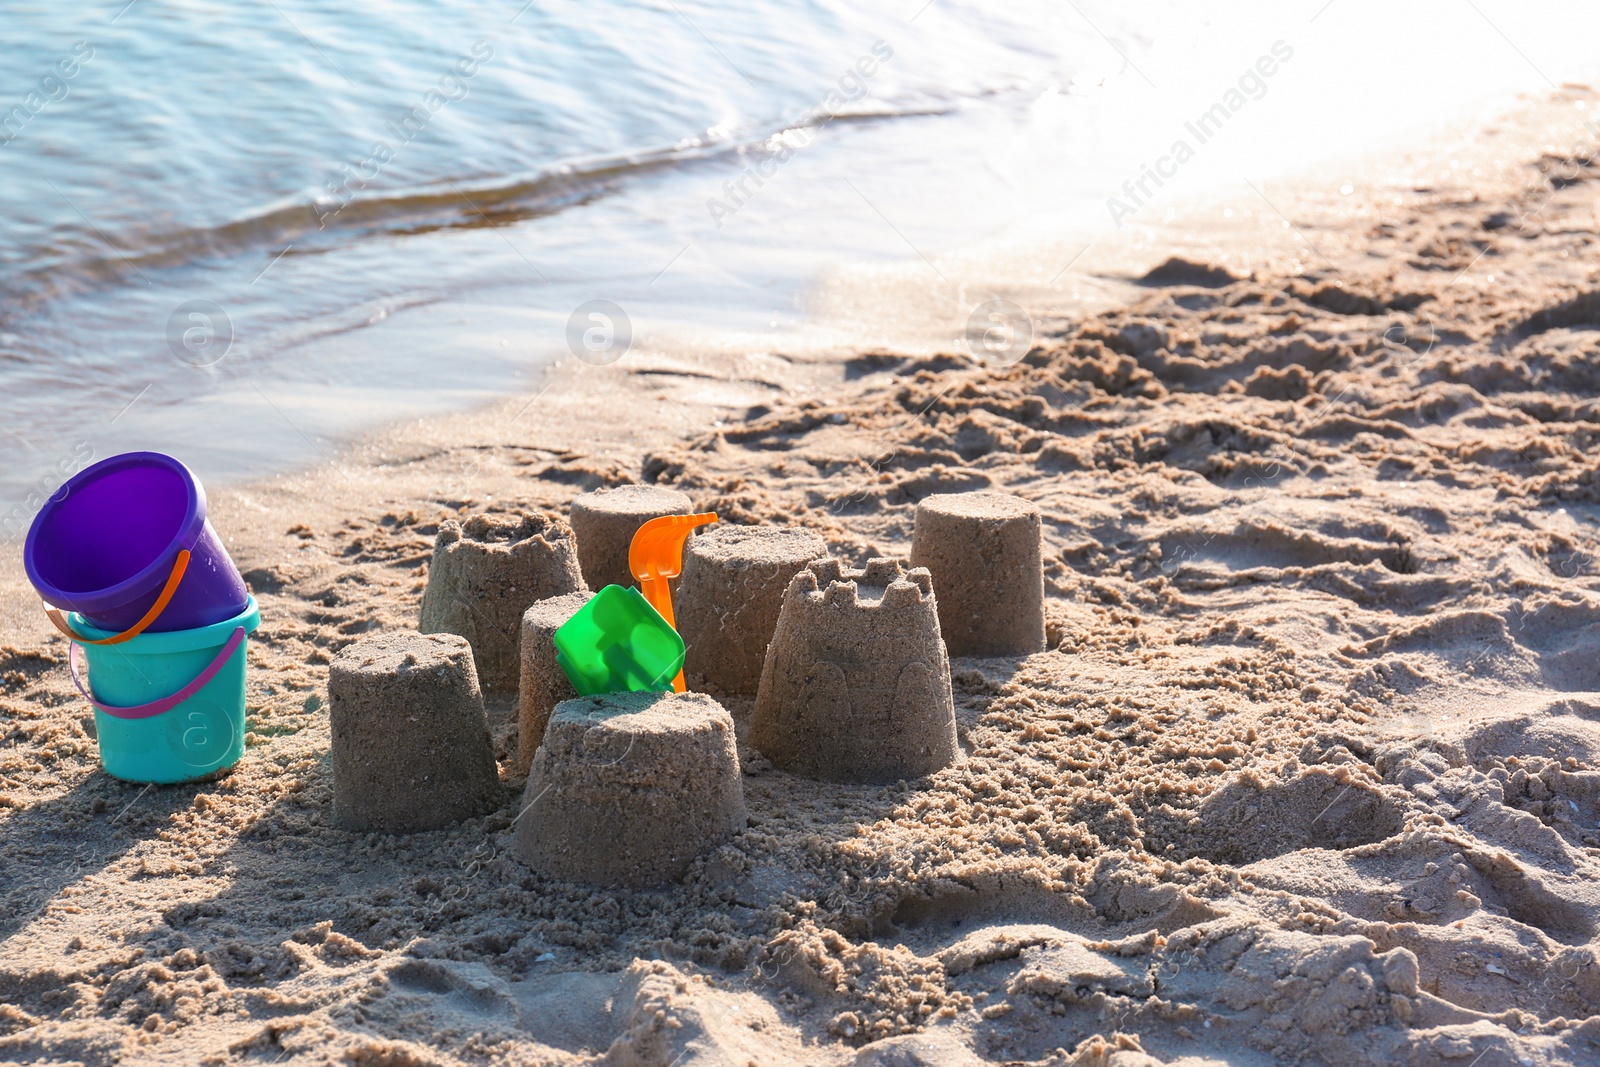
[44,548,192,646]
[69,625,246,721]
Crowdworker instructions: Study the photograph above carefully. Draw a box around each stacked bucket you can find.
[25,452,259,784]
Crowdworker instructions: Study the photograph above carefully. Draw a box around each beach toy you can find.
[513,691,745,887]
[569,485,693,592]
[628,511,717,692]
[911,491,1046,657]
[552,585,684,696]
[330,631,501,834]
[419,512,585,696]
[68,596,260,784]
[25,451,249,639]
[752,559,958,783]
[674,525,828,696]
[517,590,592,773]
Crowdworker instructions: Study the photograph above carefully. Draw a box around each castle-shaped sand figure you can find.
[751,557,958,784]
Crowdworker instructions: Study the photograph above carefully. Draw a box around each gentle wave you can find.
[1,101,958,314]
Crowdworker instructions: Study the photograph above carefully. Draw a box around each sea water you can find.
[2,0,1597,521]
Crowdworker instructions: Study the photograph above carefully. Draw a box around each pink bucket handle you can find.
[70,627,247,721]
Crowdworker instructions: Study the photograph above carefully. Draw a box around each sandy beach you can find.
[5,82,1600,1066]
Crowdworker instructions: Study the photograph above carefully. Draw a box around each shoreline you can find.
[12,3,1600,516]
[4,81,1600,1065]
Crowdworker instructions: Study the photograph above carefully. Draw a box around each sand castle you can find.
[910,491,1046,657]
[516,591,592,774]
[329,631,501,834]
[568,485,692,591]
[419,512,586,695]
[751,558,959,783]
[513,691,744,887]
[674,525,828,695]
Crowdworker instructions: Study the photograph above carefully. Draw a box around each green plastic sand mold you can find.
[553,584,686,696]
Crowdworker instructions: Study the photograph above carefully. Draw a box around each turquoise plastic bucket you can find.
[69,597,260,784]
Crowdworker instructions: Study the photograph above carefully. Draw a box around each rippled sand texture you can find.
[4,146,1600,1064]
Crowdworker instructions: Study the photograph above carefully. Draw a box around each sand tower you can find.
[568,485,693,592]
[330,631,501,834]
[674,525,828,696]
[910,491,1046,657]
[516,591,593,773]
[513,691,745,887]
[419,512,586,695]
[751,558,959,784]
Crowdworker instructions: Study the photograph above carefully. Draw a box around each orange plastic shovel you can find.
[629,511,717,692]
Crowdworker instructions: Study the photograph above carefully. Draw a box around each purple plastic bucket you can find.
[24,452,249,634]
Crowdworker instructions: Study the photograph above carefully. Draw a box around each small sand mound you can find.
[1136,256,1241,288]
[1154,768,1406,865]
[418,509,585,693]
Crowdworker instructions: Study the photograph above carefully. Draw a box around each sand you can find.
[329,631,501,835]
[911,492,1047,657]
[516,592,593,775]
[567,486,693,593]
[675,525,830,697]
[419,513,586,696]
[752,558,959,784]
[513,691,745,888]
[4,90,1600,1065]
